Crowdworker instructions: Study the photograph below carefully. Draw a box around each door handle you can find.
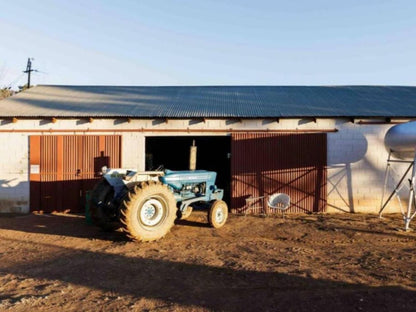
[76,169,81,176]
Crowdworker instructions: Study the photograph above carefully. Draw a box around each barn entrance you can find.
[145,136,231,203]
[29,135,121,213]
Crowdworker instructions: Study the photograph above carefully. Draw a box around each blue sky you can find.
[0,0,415,89]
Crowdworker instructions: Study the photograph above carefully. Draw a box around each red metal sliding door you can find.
[30,135,121,212]
[231,132,327,214]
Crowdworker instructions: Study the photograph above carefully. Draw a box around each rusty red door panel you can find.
[230,132,327,214]
[80,135,122,206]
[30,135,121,213]
[61,136,83,212]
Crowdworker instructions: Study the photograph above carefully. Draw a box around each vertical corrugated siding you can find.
[81,135,122,193]
[63,136,81,181]
[40,136,57,182]
[231,132,327,214]
[40,136,58,212]
[82,136,99,179]
[61,136,82,211]
[105,136,122,168]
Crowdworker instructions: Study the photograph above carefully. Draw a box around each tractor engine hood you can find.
[160,170,217,191]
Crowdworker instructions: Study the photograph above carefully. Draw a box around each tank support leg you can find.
[405,189,413,231]
[379,152,391,218]
[379,155,413,217]
[404,153,416,231]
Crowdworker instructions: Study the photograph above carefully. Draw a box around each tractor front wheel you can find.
[208,200,228,228]
[121,181,177,242]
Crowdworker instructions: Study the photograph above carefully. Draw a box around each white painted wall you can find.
[0,132,30,213]
[122,132,145,170]
[0,117,409,214]
[327,121,410,214]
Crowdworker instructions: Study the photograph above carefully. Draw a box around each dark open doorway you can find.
[145,136,231,203]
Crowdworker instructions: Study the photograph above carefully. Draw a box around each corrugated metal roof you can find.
[1,85,416,118]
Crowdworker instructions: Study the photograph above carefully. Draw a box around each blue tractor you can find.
[89,168,228,241]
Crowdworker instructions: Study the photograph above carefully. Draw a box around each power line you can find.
[23,57,39,88]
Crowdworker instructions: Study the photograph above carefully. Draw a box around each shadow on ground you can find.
[0,213,128,241]
[0,235,415,311]
[0,212,212,241]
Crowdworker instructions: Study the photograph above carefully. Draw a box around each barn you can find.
[1,85,415,215]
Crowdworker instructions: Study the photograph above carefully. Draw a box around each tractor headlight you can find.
[101,166,108,175]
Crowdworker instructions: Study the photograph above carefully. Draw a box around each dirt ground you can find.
[0,211,416,312]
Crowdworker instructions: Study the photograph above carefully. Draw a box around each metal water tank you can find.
[385,121,416,160]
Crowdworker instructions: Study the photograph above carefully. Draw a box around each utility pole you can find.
[23,58,37,88]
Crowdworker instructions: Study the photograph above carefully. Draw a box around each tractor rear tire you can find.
[121,181,177,242]
[89,180,121,232]
[208,200,228,229]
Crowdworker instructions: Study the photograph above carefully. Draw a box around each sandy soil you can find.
[0,211,415,312]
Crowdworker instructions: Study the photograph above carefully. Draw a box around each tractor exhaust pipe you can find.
[189,140,197,171]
